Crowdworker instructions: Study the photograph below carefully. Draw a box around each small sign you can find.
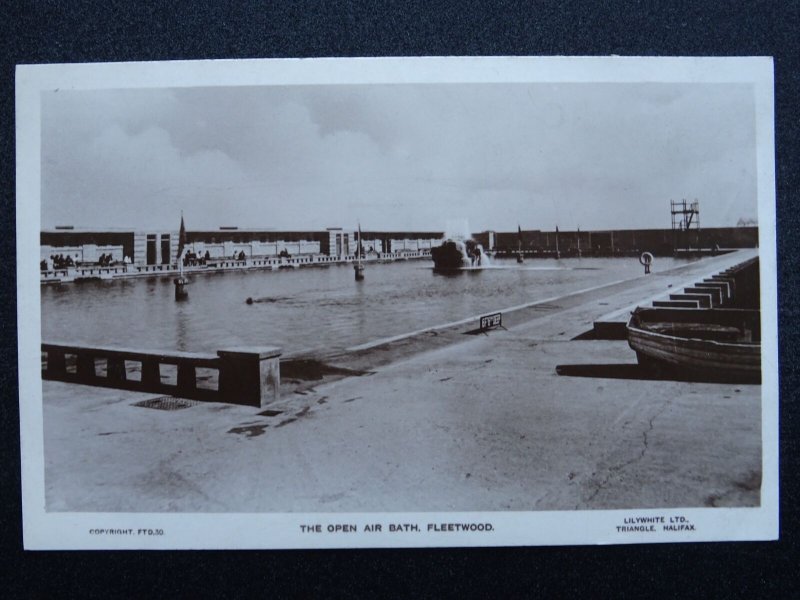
[479,312,502,331]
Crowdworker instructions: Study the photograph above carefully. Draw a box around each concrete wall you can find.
[489,227,759,255]
[388,238,439,252]
[189,240,321,258]
[326,230,354,257]
[325,230,340,256]
[133,230,177,265]
[169,233,179,265]
[133,232,147,265]
[42,231,135,260]
[41,244,124,265]
[41,245,82,264]
[358,239,383,253]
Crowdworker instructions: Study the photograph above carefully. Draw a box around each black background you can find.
[1,1,797,597]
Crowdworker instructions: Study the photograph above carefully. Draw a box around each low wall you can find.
[41,343,282,407]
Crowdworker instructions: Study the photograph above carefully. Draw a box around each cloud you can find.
[41,82,757,232]
[43,119,248,229]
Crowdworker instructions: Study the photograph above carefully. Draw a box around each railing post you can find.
[76,353,96,382]
[217,346,282,407]
[177,363,196,395]
[142,360,161,387]
[107,356,127,381]
[44,347,67,378]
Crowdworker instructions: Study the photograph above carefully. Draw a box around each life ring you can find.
[639,252,654,266]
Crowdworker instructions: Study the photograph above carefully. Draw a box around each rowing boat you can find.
[626,306,761,382]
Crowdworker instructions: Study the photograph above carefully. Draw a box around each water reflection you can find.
[175,300,190,352]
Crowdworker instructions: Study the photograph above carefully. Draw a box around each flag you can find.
[177,213,187,261]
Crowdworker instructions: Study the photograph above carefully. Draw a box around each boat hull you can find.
[626,307,761,382]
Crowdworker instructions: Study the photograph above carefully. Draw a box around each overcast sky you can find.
[41,82,758,233]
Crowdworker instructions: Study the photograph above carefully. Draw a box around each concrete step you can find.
[684,286,722,306]
[653,300,699,308]
[670,293,711,308]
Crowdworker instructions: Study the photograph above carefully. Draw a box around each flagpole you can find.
[178,211,186,276]
[174,211,188,300]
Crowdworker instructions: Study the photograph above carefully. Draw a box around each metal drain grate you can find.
[133,396,200,411]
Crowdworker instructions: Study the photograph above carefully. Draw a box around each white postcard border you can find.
[16,56,778,549]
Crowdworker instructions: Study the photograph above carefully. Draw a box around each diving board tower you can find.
[671,199,700,254]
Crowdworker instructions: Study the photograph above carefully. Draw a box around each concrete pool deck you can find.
[41,250,762,512]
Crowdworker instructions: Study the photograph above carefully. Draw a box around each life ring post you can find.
[639,252,654,275]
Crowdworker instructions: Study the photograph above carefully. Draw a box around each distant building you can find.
[41,227,446,266]
[41,224,759,268]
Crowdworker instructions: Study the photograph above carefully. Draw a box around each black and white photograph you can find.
[16,56,778,549]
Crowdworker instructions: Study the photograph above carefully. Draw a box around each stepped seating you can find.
[647,257,757,310]
[590,255,759,339]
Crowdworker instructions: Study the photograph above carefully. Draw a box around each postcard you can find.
[16,56,777,549]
